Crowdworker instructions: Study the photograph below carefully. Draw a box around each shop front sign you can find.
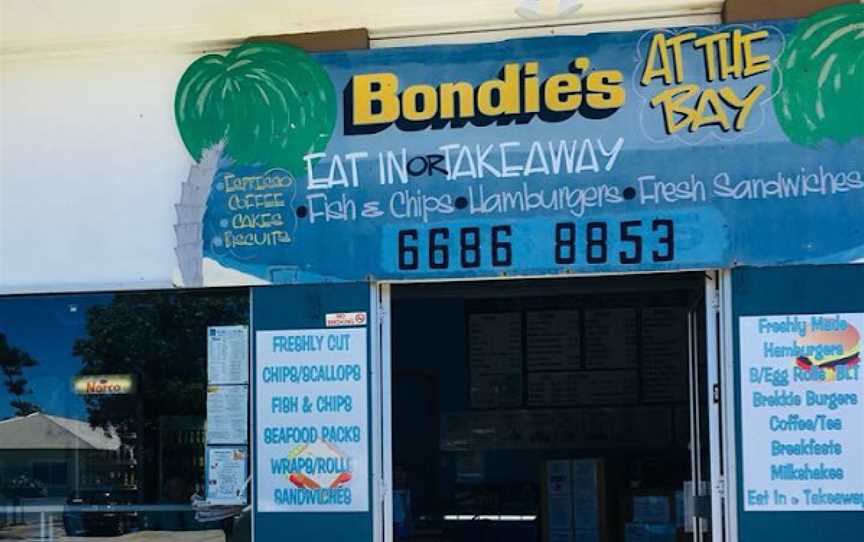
[171,5,864,285]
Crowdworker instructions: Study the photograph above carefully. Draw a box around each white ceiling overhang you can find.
[1,0,722,58]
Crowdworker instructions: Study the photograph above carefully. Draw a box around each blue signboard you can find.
[171,5,864,286]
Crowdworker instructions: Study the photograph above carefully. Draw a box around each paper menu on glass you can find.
[206,384,248,444]
[207,326,249,385]
[206,446,247,505]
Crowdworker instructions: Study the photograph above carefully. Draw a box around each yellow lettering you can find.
[439,82,475,119]
[585,70,625,110]
[477,63,521,116]
[693,32,728,82]
[344,59,626,132]
[544,73,582,112]
[719,30,743,79]
[691,89,731,131]
[741,30,771,77]
[649,84,700,134]
[665,32,697,83]
[523,62,540,113]
[402,84,438,121]
[719,84,766,130]
[351,73,400,125]
[641,34,674,85]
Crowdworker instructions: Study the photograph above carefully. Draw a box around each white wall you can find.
[1,0,720,50]
[1,52,199,292]
[0,0,721,294]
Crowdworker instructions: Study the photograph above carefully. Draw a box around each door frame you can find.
[373,271,734,542]
[703,270,725,540]
[719,269,739,541]
[377,283,394,542]
[371,284,386,542]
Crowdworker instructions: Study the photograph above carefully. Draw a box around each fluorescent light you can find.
[558,0,585,17]
[443,514,537,522]
[516,0,585,20]
[515,1,542,20]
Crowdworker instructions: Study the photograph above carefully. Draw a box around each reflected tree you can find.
[0,332,41,417]
[72,290,248,498]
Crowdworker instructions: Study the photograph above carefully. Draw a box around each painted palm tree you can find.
[174,43,337,285]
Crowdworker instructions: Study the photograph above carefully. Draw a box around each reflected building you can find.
[0,412,135,498]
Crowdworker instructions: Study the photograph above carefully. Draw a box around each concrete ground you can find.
[0,521,225,542]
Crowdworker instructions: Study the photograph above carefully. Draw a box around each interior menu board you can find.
[528,371,638,407]
[584,309,637,369]
[528,372,581,406]
[580,371,638,405]
[527,310,580,371]
[469,313,523,408]
[740,313,864,511]
[441,408,672,451]
[471,374,523,409]
[642,307,689,403]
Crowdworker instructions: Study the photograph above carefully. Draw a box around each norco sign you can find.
[73,374,135,395]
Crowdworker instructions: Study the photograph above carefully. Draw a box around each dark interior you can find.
[390,273,711,542]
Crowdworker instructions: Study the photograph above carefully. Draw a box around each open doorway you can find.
[387,273,714,542]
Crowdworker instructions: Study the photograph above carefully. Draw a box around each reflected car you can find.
[63,488,140,536]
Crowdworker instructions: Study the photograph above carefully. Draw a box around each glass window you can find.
[32,463,68,487]
[0,289,251,542]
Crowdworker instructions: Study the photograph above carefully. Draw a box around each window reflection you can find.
[0,289,250,542]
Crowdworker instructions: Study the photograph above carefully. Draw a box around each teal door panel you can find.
[732,265,864,541]
[252,283,373,542]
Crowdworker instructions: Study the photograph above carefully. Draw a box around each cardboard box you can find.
[632,495,671,524]
[574,529,600,542]
[624,522,677,542]
[543,459,607,542]
[550,531,574,542]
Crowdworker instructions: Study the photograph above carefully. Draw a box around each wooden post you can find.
[245,28,369,52]
[723,0,858,23]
